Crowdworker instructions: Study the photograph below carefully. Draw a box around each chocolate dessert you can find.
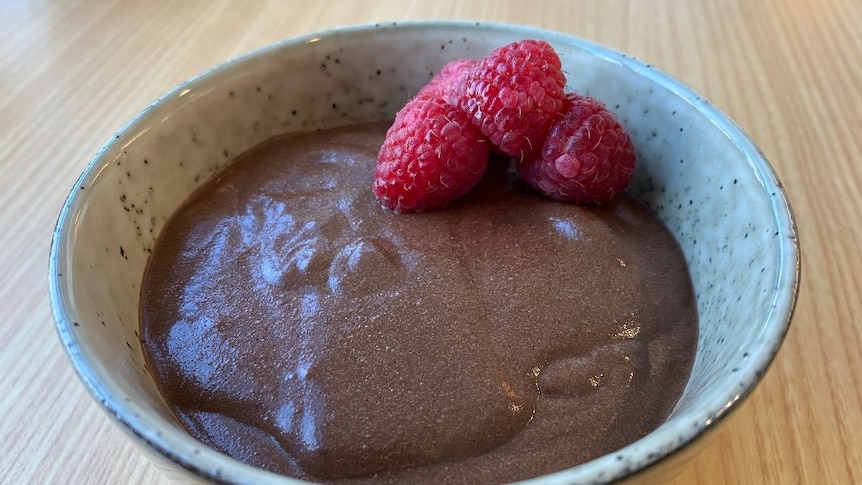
[140,122,697,484]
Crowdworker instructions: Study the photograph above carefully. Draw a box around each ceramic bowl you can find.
[49,20,799,484]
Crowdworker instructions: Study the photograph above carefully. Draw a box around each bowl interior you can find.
[50,21,798,484]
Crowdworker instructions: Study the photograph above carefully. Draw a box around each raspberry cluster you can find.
[373,39,635,213]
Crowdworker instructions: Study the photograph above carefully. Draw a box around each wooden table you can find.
[2,0,859,483]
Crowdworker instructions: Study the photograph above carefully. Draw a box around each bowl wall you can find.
[50,21,798,484]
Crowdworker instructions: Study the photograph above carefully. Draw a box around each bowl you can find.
[49,20,799,484]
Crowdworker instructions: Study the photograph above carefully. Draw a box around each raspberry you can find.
[373,95,490,213]
[417,58,477,101]
[455,40,566,160]
[517,93,636,204]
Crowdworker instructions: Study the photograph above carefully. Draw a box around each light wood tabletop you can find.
[2,0,860,483]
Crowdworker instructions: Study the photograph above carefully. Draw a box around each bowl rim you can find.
[49,19,800,484]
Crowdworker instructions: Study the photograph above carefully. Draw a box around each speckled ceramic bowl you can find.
[50,21,799,485]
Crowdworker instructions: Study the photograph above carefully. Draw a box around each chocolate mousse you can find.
[140,122,698,484]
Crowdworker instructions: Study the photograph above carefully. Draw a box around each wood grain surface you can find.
[2,0,860,483]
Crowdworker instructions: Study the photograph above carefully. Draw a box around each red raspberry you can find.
[455,40,566,160]
[517,93,636,204]
[373,95,490,213]
[417,58,477,101]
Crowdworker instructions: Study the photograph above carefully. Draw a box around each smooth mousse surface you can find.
[140,122,698,484]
